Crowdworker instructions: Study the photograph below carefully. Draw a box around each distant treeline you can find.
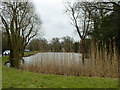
[2,33,89,53]
[27,36,90,53]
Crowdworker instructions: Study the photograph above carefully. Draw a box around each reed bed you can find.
[20,41,119,78]
[88,41,118,78]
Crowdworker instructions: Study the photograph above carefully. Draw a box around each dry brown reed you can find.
[20,40,119,78]
[88,40,118,78]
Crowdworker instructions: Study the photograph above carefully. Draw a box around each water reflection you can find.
[23,52,89,66]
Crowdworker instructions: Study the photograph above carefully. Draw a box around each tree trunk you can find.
[9,39,22,68]
[9,48,21,68]
[14,47,20,68]
[81,40,85,66]
[9,49,14,67]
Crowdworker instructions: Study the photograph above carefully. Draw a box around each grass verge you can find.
[2,56,118,88]
[23,51,39,57]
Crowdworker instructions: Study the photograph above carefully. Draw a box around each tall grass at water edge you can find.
[20,41,119,78]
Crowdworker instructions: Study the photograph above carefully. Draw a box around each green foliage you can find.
[91,10,120,54]
[98,13,119,42]
[74,42,79,53]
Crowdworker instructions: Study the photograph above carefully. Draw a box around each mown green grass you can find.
[0,56,2,90]
[2,56,118,88]
[23,51,39,57]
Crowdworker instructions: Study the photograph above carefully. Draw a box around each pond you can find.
[23,52,90,66]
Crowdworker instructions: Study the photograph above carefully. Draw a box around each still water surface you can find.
[23,52,89,65]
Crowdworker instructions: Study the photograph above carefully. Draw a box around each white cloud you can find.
[32,0,80,42]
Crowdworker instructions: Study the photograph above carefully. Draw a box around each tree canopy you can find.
[1,2,42,68]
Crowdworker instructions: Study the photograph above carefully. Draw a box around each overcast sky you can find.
[32,0,80,42]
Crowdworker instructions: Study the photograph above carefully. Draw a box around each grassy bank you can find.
[23,51,39,57]
[0,56,2,90]
[2,56,118,88]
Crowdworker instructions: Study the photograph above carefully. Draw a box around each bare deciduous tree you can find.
[65,1,120,65]
[65,2,92,65]
[1,2,42,68]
